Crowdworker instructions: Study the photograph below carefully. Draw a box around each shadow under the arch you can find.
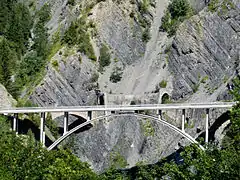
[6,114,93,148]
[12,117,53,147]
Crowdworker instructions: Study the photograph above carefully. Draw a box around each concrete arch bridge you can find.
[0,102,235,151]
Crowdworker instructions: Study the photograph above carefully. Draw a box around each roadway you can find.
[0,102,236,114]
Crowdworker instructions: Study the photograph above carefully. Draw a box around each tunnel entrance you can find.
[161,93,170,104]
[96,90,105,105]
[99,95,105,105]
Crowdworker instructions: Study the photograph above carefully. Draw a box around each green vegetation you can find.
[161,0,193,36]
[67,0,75,6]
[185,121,195,129]
[0,1,51,98]
[99,44,111,71]
[159,80,167,88]
[201,75,209,84]
[48,27,62,60]
[110,151,128,169]
[90,72,99,83]
[223,75,229,83]
[162,93,171,104]
[133,0,151,43]
[63,15,96,61]
[46,113,59,138]
[137,13,151,29]
[208,0,235,14]
[110,67,123,83]
[0,37,17,92]
[51,60,59,72]
[139,0,150,14]
[192,83,200,93]
[142,27,151,42]
[0,1,34,97]
[208,0,219,12]
[0,118,97,179]
[142,119,155,136]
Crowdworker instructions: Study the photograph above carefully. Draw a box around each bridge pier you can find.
[40,112,46,146]
[63,112,69,135]
[158,110,162,120]
[87,111,92,122]
[13,113,18,134]
[104,92,110,120]
[205,108,209,143]
[181,109,186,132]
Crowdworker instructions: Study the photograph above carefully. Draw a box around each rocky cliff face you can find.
[30,48,98,106]
[70,116,183,172]
[0,84,16,108]
[30,0,156,106]
[169,4,240,101]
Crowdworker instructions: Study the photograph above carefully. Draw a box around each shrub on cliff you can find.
[99,44,111,71]
[160,0,193,36]
[63,16,96,61]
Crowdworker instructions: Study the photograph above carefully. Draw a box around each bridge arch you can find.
[47,113,205,151]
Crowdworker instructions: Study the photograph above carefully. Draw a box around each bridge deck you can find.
[0,102,235,114]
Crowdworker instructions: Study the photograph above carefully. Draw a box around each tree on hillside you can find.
[0,116,98,179]
[6,3,32,55]
[169,0,192,19]
[224,77,240,150]
[0,38,17,89]
[160,0,193,36]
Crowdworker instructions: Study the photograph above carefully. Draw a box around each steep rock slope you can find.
[70,116,183,172]
[31,49,98,106]
[30,0,155,106]
[0,84,16,108]
[169,4,240,101]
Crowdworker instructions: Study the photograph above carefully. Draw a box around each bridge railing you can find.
[0,102,235,113]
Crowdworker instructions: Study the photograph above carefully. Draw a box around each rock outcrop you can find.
[0,84,16,108]
[169,3,240,100]
[30,50,98,106]
[93,0,146,65]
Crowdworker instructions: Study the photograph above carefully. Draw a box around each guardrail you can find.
[0,102,235,114]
